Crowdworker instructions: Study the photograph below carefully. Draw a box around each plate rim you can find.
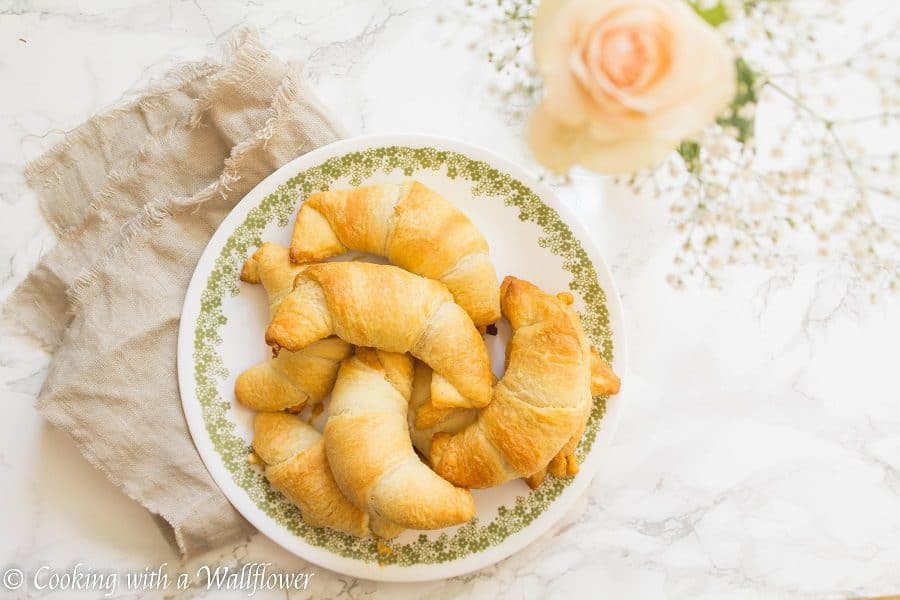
[177,133,628,582]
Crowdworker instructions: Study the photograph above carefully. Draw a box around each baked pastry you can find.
[590,346,621,397]
[410,348,618,465]
[324,348,476,530]
[252,412,403,538]
[234,339,352,412]
[408,287,620,488]
[523,308,622,488]
[428,277,596,488]
[235,243,352,411]
[289,181,501,327]
[265,262,493,409]
[239,242,306,314]
[407,361,477,457]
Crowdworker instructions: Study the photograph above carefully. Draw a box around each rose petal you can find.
[614,0,734,116]
[584,15,673,111]
[577,0,735,141]
[584,104,645,142]
[539,0,672,125]
[533,0,572,66]
[562,0,638,41]
[535,0,597,127]
[528,101,588,174]
[642,59,736,140]
[578,132,676,174]
[589,24,658,91]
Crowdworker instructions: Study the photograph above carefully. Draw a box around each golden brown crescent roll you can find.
[239,242,306,313]
[412,353,619,489]
[590,346,621,397]
[428,276,595,488]
[324,348,476,530]
[265,262,492,409]
[252,412,403,538]
[235,243,352,412]
[409,300,620,489]
[289,181,501,327]
[523,303,622,489]
[407,361,477,458]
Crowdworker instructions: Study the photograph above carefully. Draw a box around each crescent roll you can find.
[289,181,501,327]
[324,348,476,530]
[523,305,622,488]
[252,412,403,538]
[408,361,478,458]
[235,243,352,412]
[429,277,596,488]
[410,350,617,460]
[265,262,493,409]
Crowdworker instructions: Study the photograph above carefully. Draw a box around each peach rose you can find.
[529,0,736,174]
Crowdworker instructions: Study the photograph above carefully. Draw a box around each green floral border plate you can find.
[177,135,627,582]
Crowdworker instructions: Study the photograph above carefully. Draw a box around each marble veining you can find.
[1,1,899,598]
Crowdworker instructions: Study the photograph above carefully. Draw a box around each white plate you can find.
[177,134,626,582]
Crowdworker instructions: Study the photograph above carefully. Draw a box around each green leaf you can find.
[687,0,730,27]
[677,140,702,173]
[716,57,758,144]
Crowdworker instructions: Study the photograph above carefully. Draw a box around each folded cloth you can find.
[3,30,342,556]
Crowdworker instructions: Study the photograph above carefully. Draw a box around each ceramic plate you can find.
[177,134,627,582]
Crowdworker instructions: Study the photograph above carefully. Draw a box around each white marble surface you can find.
[2,1,900,598]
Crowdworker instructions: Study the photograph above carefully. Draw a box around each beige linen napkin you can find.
[3,30,342,556]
